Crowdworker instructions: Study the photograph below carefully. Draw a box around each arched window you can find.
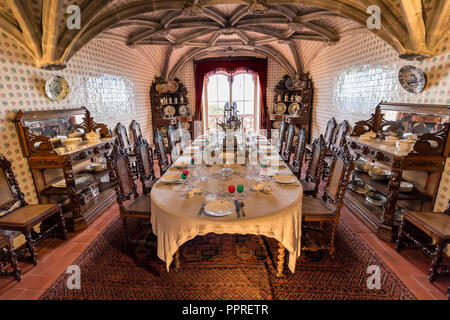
[203,72,260,132]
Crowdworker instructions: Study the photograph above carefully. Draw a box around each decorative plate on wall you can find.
[163,105,176,117]
[45,76,70,101]
[167,80,179,92]
[398,65,427,93]
[273,102,287,115]
[288,103,300,116]
[284,77,295,90]
[161,83,169,93]
[178,105,189,116]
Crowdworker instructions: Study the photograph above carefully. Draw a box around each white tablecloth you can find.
[151,136,303,273]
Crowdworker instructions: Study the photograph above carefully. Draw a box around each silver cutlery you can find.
[234,199,241,218]
[197,201,206,216]
[239,201,246,217]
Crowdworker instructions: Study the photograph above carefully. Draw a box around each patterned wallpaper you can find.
[0,33,157,204]
[307,30,450,211]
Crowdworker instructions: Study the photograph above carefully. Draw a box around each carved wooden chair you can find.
[323,120,349,178]
[0,156,66,265]
[395,202,450,283]
[288,128,306,177]
[115,122,138,178]
[135,136,158,195]
[282,124,295,162]
[130,120,142,145]
[107,143,152,244]
[154,128,171,175]
[306,117,336,156]
[302,145,354,258]
[301,134,326,197]
[276,120,287,155]
[0,232,21,281]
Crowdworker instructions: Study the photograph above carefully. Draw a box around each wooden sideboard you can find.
[345,102,450,241]
[14,107,116,231]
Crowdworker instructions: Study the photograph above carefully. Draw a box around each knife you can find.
[234,199,241,218]
[197,201,206,216]
[239,201,246,218]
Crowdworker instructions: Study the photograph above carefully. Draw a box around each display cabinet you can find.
[150,76,193,148]
[267,74,313,141]
[345,102,449,241]
[14,107,116,231]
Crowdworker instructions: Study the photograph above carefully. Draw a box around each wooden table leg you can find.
[429,240,443,283]
[276,242,285,278]
[24,232,38,265]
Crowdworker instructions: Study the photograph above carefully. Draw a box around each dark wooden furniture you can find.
[302,145,354,257]
[154,129,171,175]
[288,128,306,176]
[150,76,193,144]
[395,204,450,283]
[282,124,295,162]
[0,156,66,265]
[267,74,313,142]
[14,108,116,232]
[107,143,151,244]
[276,119,287,154]
[115,123,138,179]
[130,120,142,146]
[167,124,180,162]
[306,117,336,156]
[323,120,349,178]
[135,136,158,195]
[345,102,450,241]
[301,135,326,197]
[0,233,21,281]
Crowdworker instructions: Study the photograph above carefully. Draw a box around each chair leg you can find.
[276,242,285,277]
[395,217,406,252]
[24,232,38,266]
[7,244,22,282]
[122,217,131,243]
[329,217,339,258]
[58,211,67,240]
[429,240,443,283]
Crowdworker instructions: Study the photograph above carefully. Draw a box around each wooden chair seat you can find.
[125,195,151,216]
[300,180,315,196]
[302,197,334,218]
[405,211,450,239]
[0,204,60,229]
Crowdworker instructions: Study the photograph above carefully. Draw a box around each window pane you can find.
[217,75,230,102]
[207,76,218,104]
[235,101,244,114]
[244,101,253,115]
[244,75,255,100]
[232,75,244,101]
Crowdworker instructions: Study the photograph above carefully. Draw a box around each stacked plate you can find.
[160,174,183,184]
[273,174,297,184]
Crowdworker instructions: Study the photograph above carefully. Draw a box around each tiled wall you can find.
[307,30,450,211]
[0,33,157,204]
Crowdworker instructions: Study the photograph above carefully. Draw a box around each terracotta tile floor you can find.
[0,184,448,300]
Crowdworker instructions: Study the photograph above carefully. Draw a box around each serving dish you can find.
[398,65,427,93]
[365,191,387,206]
[167,80,179,92]
[288,103,300,116]
[178,105,189,116]
[273,102,287,115]
[368,167,391,180]
[349,180,371,194]
[163,105,176,117]
[354,159,373,172]
[399,181,413,192]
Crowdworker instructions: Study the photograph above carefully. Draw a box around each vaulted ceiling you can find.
[0,0,448,78]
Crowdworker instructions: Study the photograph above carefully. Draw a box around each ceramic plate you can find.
[161,84,169,93]
[204,200,235,217]
[45,76,69,102]
[284,77,295,90]
[178,105,189,116]
[273,174,296,184]
[52,175,89,188]
[288,103,300,116]
[167,80,179,92]
[398,65,427,93]
[160,173,182,183]
[163,105,176,117]
[273,102,287,115]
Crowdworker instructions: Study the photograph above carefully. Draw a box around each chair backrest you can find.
[306,134,325,195]
[0,156,27,212]
[277,120,287,154]
[115,123,132,153]
[322,144,354,211]
[154,128,169,169]
[107,143,138,206]
[283,124,295,161]
[324,117,337,148]
[130,120,142,145]
[292,128,306,169]
[135,136,157,191]
[332,120,349,151]
[166,124,176,152]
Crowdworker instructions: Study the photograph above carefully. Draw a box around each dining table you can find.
[150,134,303,277]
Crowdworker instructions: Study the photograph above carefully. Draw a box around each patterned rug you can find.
[40,217,416,300]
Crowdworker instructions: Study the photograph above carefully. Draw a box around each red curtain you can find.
[194,57,268,129]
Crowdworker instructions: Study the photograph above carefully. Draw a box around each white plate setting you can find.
[273,174,297,184]
[203,200,235,217]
